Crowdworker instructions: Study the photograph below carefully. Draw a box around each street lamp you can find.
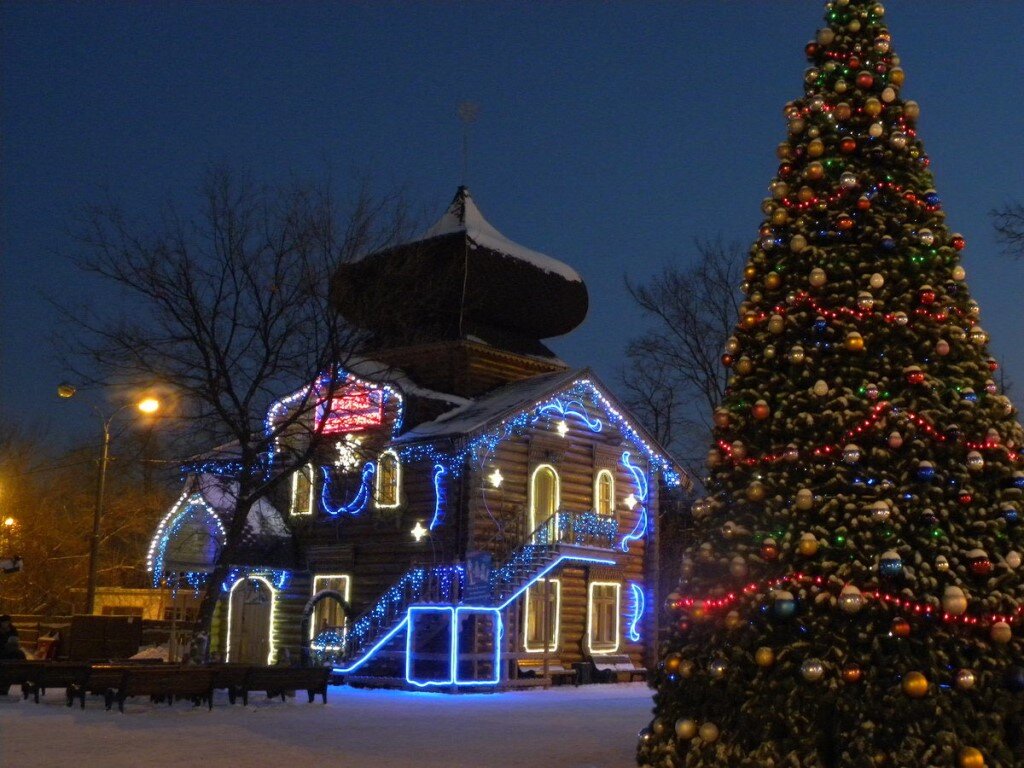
[59,385,160,614]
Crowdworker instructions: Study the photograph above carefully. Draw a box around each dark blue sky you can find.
[3,2,1023,447]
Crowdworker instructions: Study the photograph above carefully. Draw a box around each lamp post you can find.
[59,384,160,614]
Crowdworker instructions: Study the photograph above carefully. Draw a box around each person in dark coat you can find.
[0,635,26,660]
[0,615,17,650]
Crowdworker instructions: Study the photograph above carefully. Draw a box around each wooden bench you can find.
[67,665,133,709]
[206,663,252,704]
[240,666,331,705]
[516,659,578,686]
[589,654,646,683]
[111,667,216,713]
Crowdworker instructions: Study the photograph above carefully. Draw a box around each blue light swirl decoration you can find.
[628,582,645,642]
[538,398,603,432]
[321,462,375,516]
[620,450,649,552]
[429,463,447,530]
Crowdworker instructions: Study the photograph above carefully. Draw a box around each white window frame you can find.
[529,463,560,540]
[523,578,561,653]
[375,450,402,508]
[309,573,352,642]
[594,469,615,517]
[587,581,621,654]
[290,464,316,516]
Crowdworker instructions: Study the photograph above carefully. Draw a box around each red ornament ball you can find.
[892,618,911,638]
[848,56,862,70]
[919,287,937,304]
[840,137,858,154]
[761,540,779,561]
[752,401,771,420]
[842,663,863,683]
[959,492,973,506]
[722,354,734,368]
[951,235,966,251]
[857,196,872,211]
[857,71,875,89]
[970,557,992,577]
[805,42,819,59]
[837,215,855,231]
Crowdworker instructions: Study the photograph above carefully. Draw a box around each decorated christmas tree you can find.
[639,2,1024,767]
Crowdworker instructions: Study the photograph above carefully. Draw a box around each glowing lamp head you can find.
[411,521,428,542]
[2,517,14,528]
[137,397,160,414]
[57,382,77,399]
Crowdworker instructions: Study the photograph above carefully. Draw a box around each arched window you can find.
[595,470,615,517]
[290,464,316,516]
[530,464,560,541]
[375,450,401,508]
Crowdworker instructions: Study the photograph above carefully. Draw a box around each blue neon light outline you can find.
[334,615,409,675]
[538,398,603,432]
[620,451,649,552]
[334,553,616,683]
[628,582,645,642]
[321,461,375,515]
[429,463,447,530]
[454,607,503,686]
[405,606,456,687]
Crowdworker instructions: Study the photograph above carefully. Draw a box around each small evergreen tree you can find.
[640,2,1024,766]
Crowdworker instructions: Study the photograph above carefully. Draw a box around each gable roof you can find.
[394,367,691,490]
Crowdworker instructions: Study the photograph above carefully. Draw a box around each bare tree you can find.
[993,202,1024,259]
[620,238,744,479]
[64,169,413,635]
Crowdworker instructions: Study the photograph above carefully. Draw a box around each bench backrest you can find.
[245,666,331,689]
[121,668,215,696]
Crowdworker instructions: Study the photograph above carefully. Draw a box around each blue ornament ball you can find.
[879,551,903,578]
[1006,667,1024,692]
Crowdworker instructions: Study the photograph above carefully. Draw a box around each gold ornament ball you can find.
[955,669,976,690]
[943,586,968,616]
[735,356,753,375]
[839,584,865,614]
[679,659,695,678]
[798,533,819,557]
[813,379,829,397]
[664,653,682,673]
[769,314,786,334]
[674,719,698,741]
[755,647,775,668]
[725,610,743,631]
[790,234,808,253]
[698,723,720,744]
[746,481,766,503]
[845,331,865,352]
[809,267,827,287]
[744,264,758,280]
[902,671,929,698]
[807,138,824,158]
[864,97,883,117]
[953,265,966,281]
[652,719,667,737]
[991,621,1012,644]
[904,100,920,120]
[795,488,814,511]
[959,747,985,768]
[801,659,825,682]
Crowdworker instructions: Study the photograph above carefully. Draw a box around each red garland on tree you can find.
[639,1,1024,766]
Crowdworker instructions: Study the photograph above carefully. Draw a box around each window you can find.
[524,578,560,652]
[290,464,316,516]
[530,464,560,541]
[311,574,351,641]
[588,582,621,654]
[595,470,615,517]
[375,450,401,508]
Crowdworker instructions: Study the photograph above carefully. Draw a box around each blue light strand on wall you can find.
[628,583,645,642]
[429,463,447,530]
[396,379,683,488]
[620,451,649,552]
[321,462,375,515]
[538,398,603,432]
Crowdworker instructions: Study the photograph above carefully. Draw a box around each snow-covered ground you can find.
[0,683,652,767]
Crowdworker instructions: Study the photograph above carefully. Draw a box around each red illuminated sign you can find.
[317,386,384,434]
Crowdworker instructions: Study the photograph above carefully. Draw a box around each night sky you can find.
[3,2,1023,449]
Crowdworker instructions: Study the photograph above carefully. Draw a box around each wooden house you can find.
[147,187,688,688]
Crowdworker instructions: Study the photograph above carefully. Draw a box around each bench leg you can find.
[321,687,327,705]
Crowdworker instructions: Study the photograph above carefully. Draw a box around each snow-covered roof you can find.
[343,356,471,407]
[395,368,585,443]
[197,475,291,539]
[419,187,582,283]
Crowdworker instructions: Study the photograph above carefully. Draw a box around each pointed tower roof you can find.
[421,186,582,283]
[331,186,589,355]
